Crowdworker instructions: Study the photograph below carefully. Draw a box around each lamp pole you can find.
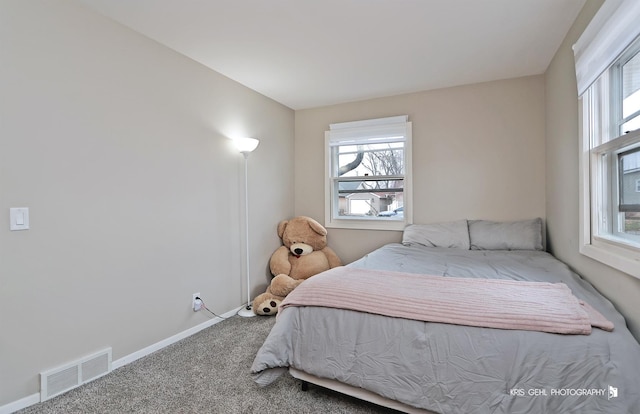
[235,138,259,317]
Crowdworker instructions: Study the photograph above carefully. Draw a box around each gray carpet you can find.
[18,315,400,413]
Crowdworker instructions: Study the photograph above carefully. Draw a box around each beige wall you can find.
[0,0,293,406]
[545,0,640,339]
[295,76,546,263]
[7,0,639,409]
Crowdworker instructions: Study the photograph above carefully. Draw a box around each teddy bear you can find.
[252,216,342,315]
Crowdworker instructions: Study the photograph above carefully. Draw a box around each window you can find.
[325,116,412,230]
[575,0,640,278]
[621,50,640,133]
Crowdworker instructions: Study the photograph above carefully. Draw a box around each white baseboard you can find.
[0,306,241,414]
[112,306,241,369]
[0,394,40,414]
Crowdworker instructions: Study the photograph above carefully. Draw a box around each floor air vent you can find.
[40,348,112,401]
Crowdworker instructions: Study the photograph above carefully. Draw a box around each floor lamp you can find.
[234,137,259,317]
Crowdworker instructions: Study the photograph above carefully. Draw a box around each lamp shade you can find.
[233,137,260,154]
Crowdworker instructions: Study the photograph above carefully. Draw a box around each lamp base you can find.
[238,305,257,318]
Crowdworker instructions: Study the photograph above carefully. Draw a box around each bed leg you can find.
[301,381,309,391]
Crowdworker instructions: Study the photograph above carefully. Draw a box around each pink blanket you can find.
[279,267,614,335]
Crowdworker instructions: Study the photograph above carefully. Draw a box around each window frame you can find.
[578,21,640,279]
[613,38,640,136]
[324,116,413,231]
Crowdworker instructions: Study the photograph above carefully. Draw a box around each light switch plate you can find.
[10,207,29,231]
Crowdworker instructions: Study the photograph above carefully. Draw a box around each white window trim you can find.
[324,116,412,231]
[580,125,640,279]
[576,0,640,279]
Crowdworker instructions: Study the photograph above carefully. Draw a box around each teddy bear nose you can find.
[294,248,303,255]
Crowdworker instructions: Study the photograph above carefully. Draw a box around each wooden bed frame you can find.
[289,367,436,414]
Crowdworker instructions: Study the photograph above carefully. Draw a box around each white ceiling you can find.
[77,0,586,110]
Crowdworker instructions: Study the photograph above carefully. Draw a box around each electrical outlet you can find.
[192,292,202,312]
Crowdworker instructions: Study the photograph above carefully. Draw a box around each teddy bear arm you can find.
[269,246,292,276]
[321,246,342,268]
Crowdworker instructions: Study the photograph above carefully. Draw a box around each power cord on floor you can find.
[195,296,229,320]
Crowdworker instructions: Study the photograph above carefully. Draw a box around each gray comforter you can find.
[251,244,640,413]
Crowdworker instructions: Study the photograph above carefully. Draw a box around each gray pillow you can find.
[402,220,470,249]
[468,218,543,251]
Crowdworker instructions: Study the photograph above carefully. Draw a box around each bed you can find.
[251,219,640,413]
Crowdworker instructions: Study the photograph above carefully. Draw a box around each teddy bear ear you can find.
[306,217,327,236]
[277,220,289,238]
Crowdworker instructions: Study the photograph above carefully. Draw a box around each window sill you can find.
[325,217,407,231]
[580,238,640,280]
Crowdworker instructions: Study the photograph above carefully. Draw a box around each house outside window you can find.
[325,116,412,231]
[575,0,640,278]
